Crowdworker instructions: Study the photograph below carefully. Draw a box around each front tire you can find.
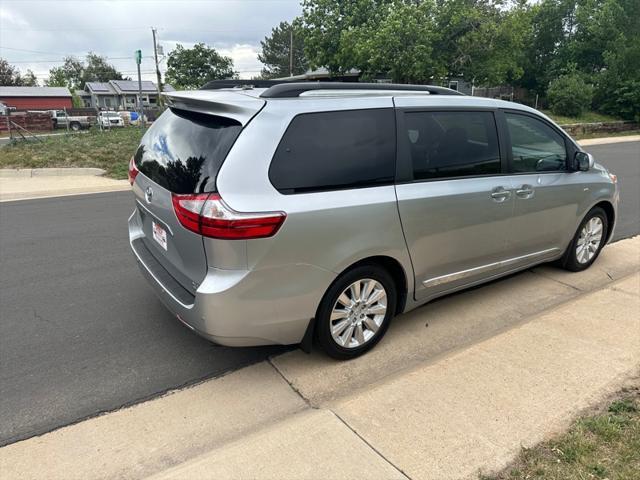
[560,207,608,272]
[315,264,396,360]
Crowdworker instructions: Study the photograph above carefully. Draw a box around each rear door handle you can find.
[516,184,534,198]
[491,186,511,202]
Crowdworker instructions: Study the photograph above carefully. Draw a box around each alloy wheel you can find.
[330,278,387,349]
[576,217,603,264]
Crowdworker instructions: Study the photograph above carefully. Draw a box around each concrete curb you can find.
[578,134,640,146]
[0,185,131,202]
[0,168,106,178]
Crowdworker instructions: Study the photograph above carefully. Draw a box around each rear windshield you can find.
[134,108,242,193]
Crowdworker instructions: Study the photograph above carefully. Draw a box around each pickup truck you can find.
[50,110,92,131]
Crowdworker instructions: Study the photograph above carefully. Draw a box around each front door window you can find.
[505,113,567,172]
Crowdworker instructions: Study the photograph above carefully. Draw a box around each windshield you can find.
[134,108,242,194]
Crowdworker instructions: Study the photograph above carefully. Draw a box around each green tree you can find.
[301,0,528,85]
[259,19,308,78]
[594,41,640,121]
[0,58,19,85]
[516,0,576,94]
[45,65,70,87]
[54,57,84,90]
[45,54,124,90]
[547,72,594,116]
[428,0,529,86]
[165,43,237,90]
[83,52,125,85]
[20,70,38,86]
[71,91,84,108]
[345,0,442,83]
[572,0,640,119]
[302,0,393,75]
[0,58,39,86]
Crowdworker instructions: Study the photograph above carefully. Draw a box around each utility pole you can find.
[135,49,145,128]
[152,27,163,107]
[289,27,293,77]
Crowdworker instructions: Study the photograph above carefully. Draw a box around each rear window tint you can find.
[134,108,242,193]
[269,109,396,194]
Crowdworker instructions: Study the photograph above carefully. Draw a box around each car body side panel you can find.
[505,169,616,260]
[395,177,515,301]
[571,166,619,241]
[504,172,583,259]
[215,96,415,310]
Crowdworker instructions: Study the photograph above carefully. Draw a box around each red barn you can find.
[0,86,72,110]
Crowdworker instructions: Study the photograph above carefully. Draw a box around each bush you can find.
[547,74,594,118]
[596,79,640,122]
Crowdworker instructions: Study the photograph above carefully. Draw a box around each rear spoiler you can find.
[162,90,265,126]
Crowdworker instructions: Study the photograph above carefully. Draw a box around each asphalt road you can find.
[0,192,286,446]
[0,140,638,446]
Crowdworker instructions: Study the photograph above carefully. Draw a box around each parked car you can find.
[98,111,124,128]
[50,110,91,131]
[128,82,619,359]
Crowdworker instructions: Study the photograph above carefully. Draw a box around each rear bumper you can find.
[129,209,335,347]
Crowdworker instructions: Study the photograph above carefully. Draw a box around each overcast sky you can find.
[0,0,303,85]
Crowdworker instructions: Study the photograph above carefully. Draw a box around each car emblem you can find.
[145,186,153,203]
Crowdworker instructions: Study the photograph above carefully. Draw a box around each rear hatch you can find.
[131,98,260,294]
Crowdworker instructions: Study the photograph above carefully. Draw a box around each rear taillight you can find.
[128,156,139,186]
[171,193,286,240]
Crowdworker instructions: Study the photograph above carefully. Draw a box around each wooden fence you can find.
[1,111,53,132]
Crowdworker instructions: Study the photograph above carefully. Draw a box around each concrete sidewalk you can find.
[1,236,638,480]
[578,134,640,146]
[0,168,129,201]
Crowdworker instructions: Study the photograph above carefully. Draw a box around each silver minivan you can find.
[128,82,618,359]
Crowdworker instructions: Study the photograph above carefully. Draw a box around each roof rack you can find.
[200,79,292,90]
[259,82,464,98]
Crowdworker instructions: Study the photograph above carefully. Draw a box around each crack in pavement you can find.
[267,356,317,410]
[330,409,413,480]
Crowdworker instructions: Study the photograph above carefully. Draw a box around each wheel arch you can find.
[592,200,615,244]
[334,255,408,315]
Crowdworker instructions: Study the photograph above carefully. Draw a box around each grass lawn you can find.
[543,110,624,125]
[0,127,145,179]
[481,382,640,480]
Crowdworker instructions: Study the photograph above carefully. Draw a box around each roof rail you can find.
[259,82,464,98]
[200,79,292,90]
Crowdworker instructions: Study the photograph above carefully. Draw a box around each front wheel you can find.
[315,264,396,360]
[560,207,608,272]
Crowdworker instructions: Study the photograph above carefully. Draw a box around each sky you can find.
[0,0,303,86]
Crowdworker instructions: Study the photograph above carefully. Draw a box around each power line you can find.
[0,46,70,56]
[6,57,155,64]
[7,57,155,64]
[29,68,262,77]
[0,26,271,33]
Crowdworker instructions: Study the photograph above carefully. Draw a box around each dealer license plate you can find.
[152,221,167,251]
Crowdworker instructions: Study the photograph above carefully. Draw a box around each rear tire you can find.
[70,122,81,132]
[315,264,396,360]
[560,207,608,272]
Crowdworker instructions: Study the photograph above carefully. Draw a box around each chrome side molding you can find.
[422,248,561,288]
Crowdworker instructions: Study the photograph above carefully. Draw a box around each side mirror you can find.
[575,151,594,171]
